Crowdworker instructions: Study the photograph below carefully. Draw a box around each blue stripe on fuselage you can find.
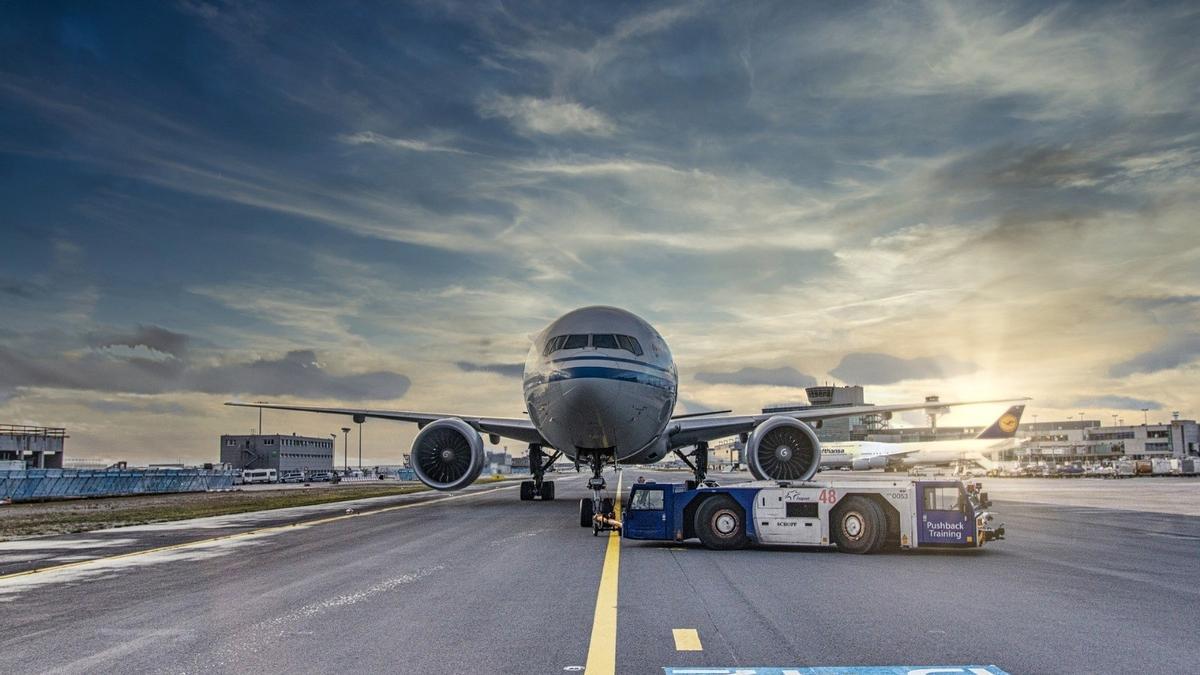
[524,366,676,393]
[548,354,673,375]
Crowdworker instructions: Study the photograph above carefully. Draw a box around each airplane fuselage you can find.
[522,306,678,464]
[823,438,1020,468]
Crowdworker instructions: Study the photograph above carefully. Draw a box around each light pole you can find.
[254,401,269,436]
[1112,414,1118,427]
[341,427,351,473]
[1141,408,1149,426]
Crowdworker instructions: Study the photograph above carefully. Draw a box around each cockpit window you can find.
[544,333,644,356]
[561,334,589,350]
[591,334,619,349]
[616,335,644,356]
[542,335,568,356]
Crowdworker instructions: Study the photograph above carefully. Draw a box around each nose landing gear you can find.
[577,451,620,534]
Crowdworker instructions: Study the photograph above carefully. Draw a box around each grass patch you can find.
[0,484,430,540]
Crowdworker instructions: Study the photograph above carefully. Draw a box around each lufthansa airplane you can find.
[820,404,1027,472]
[229,306,1023,526]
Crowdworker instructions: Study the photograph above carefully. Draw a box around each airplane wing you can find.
[224,401,546,445]
[665,398,1029,448]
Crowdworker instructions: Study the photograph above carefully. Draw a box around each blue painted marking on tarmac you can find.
[662,662,1008,667]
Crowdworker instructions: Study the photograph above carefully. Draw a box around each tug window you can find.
[924,486,964,512]
[629,488,664,511]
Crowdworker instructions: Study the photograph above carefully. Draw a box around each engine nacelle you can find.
[851,455,891,471]
[410,418,486,490]
[746,416,822,481]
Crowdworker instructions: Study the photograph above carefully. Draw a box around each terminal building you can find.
[1015,417,1199,461]
[0,424,66,469]
[220,433,335,473]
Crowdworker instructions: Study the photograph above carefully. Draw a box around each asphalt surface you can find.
[1,470,1198,674]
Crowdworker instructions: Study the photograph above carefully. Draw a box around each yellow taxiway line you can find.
[0,483,518,583]
[584,470,623,674]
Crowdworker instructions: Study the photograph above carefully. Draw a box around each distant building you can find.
[0,425,66,469]
[487,450,513,474]
[220,433,335,473]
[1016,418,1199,461]
[763,385,884,442]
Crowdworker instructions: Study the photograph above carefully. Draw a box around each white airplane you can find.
[821,405,1027,471]
[228,306,1024,526]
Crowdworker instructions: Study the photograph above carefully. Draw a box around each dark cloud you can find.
[455,361,524,378]
[0,346,410,401]
[1108,334,1200,377]
[1118,295,1200,310]
[84,400,190,416]
[86,325,191,358]
[0,279,39,299]
[695,366,817,388]
[830,352,976,385]
[1069,395,1164,411]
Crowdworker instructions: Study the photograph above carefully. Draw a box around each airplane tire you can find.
[832,496,886,554]
[541,481,555,501]
[695,495,748,550]
[601,497,614,516]
[519,481,535,501]
[579,498,594,527]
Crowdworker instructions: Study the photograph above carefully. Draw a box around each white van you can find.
[242,468,278,484]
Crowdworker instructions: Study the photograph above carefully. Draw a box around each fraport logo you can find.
[662,662,1008,667]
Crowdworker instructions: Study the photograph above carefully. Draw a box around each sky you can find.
[1,1,1199,464]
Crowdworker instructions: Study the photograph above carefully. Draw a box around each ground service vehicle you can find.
[623,478,1004,552]
[241,468,278,484]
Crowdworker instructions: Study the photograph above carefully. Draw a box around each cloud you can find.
[478,95,615,135]
[188,350,411,399]
[1069,395,1164,411]
[84,399,191,415]
[337,131,469,155]
[695,366,817,388]
[1108,334,1200,377]
[455,361,524,378]
[86,324,190,358]
[830,352,977,385]
[0,279,39,299]
[0,345,411,401]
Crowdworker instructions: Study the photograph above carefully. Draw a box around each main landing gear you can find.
[519,444,561,501]
[672,441,710,488]
[577,451,619,535]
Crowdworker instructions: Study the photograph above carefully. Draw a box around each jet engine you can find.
[746,416,822,481]
[851,456,891,471]
[410,418,486,490]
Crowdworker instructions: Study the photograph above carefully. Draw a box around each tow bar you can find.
[592,513,621,536]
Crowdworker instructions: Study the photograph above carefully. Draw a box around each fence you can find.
[0,468,237,502]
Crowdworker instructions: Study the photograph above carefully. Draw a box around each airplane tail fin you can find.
[975,405,1026,439]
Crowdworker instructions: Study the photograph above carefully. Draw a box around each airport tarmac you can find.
[1,470,1198,673]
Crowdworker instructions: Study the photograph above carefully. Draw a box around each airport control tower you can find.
[762,385,883,442]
